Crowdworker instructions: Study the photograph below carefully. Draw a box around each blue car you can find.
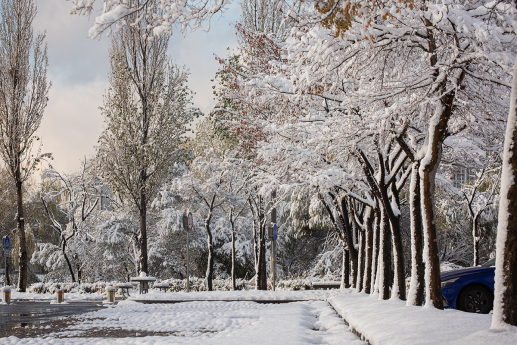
[441,258,495,314]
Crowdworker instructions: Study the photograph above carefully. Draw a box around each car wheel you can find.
[458,285,493,314]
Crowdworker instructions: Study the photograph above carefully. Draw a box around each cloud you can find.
[32,0,239,176]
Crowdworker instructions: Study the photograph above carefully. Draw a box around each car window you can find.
[482,258,495,267]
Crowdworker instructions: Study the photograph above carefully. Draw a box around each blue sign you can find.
[273,224,278,241]
[4,236,9,250]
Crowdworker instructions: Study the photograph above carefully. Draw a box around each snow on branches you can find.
[68,0,230,39]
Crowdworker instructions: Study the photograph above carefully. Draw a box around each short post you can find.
[106,286,116,303]
[56,289,64,303]
[2,286,10,304]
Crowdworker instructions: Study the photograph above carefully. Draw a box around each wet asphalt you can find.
[0,300,106,332]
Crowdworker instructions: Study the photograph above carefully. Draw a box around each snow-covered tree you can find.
[37,160,103,283]
[97,18,199,275]
[0,0,51,291]
[173,150,246,290]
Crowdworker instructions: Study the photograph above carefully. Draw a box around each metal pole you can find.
[272,239,276,291]
[187,231,190,293]
[271,190,277,292]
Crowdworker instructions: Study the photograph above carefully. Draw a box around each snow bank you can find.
[328,291,516,344]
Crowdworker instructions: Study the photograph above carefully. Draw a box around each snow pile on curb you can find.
[328,291,517,345]
[130,289,340,302]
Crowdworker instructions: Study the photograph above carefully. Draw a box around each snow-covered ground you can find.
[2,289,516,344]
[328,290,517,345]
[1,299,365,345]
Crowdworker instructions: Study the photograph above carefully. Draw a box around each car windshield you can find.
[482,258,495,267]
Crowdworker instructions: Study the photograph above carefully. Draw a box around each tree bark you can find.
[344,247,350,288]
[378,207,391,300]
[357,230,365,292]
[387,188,406,300]
[492,56,517,328]
[62,238,75,283]
[340,197,358,288]
[371,210,380,294]
[364,210,374,294]
[138,191,148,274]
[205,217,214,291]
[16,178,28,292]
[420,111,449,309]
[473,214,480,267]
[407,162,425,306]
[257,218,267,290]
[231,217,236,290]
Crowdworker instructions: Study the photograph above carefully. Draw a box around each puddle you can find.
[0,301,106,333]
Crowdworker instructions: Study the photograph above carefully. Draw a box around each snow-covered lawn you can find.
[1,300,365,345]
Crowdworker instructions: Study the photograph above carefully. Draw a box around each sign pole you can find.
[272,237,276,291]
[271,190,277,291]
[3,236,9,286]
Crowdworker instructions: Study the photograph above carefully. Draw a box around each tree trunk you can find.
[138,192,148,274]
[371,210,380,293]
[491,56,517,328]
[206,219,214,291]
[257,219,267,290]
[340,197,358,288]
[420,118,447,309]
[407,162,425,306]
[62,239,75,283]
[251,208,259,285]
[356,230,365,292]
[344,246,350,288]
[389,216,405,300]
[473,215,480,267]
[231,220,236,290]
[73,253,82,284]
[364,211,374,294]
[378,207,391,300]
[16,179,28,292]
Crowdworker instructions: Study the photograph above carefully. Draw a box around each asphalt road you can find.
[0,300,106,332]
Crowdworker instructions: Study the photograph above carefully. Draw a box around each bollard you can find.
[106,286,116,304]
[2,286,10,304]
[56,289,64,303]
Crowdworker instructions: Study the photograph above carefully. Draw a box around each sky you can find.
[33,0,240,176]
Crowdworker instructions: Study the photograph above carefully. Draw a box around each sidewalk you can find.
[328,290,517,345]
